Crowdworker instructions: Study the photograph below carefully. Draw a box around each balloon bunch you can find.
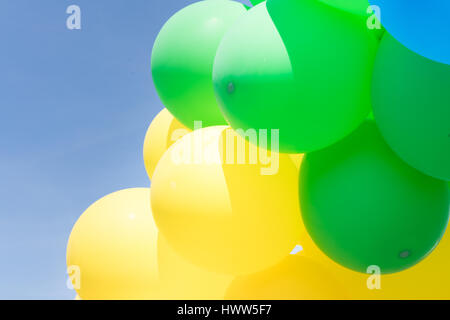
[67,0,450,300]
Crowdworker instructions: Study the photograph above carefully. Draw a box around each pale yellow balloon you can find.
[157,234,233,299]
[151,126,302,275]
[143,108,190,180]
[225,255,348,300]
[294,199,450,299]
[66,188,162,300]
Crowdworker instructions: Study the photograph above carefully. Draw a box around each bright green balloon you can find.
[299,120,450,274]
[213,0,378,153]
[151,0,246,129]
[250,0,265,5]
[372,33,450,181]
[318,0,370,16]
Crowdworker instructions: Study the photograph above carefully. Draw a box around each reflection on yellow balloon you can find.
[157,234,233,299]
[66,188,161,300]
[225,255,347,300]
[151,126,302,275]
[75,295,81,300]
[143,108,190,180]
[295,196,450,299]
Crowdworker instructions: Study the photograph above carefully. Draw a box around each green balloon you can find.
[213,0,378,153]
[299,120,450,274]
[318,0,370,16]
[372,33,450,181]
[318,0,384,40]
[151,0,246,129]
[250,0,265,5]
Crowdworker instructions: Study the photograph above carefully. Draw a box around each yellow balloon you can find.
[289,154,303,172]
[225,255,347,300]
[66,188,161,300]
[151,126,302,275]
[157,234,233,299]
[74,294,81,300]
[293,190,450,299]
[143,108,190,180]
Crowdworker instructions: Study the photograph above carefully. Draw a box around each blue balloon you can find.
[370,1,450,65]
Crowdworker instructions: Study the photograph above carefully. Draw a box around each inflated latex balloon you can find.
[289,154,303,172]
[151,0,247,129]
[299,121,450,274]
[225,256,347,300]
[157,234,232,299]
[213,1,378,153]
[370,1,450,65]
[288,193,450,299]
[66,188,161,300]
[151,126,302,275]
[143,108,190,180]
[319,0,369,16]
[372,34,450,181]
[250,0,265,5]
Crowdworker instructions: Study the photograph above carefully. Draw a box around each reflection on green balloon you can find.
[372,33,450,181]
[300,120,450,274]
[213,1,378,153]
[152,0,246,129]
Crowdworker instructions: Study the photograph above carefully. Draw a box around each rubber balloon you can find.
[213,1,378,153]
[157,234,233,299]
[143,108,190,180]
[319,0,369,16]
[369,1,450,65]
[151,126,301,275]
[250,0,265,5]
[299,120,450,274]
[151,1,247,129]
[372,33,450,181]
[288,190,450,299]
[66,188,161,300]
[225,256,347,300]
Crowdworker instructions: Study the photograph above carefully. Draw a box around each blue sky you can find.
[0,0,250,299]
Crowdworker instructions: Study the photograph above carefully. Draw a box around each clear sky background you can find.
[0,0,250,299]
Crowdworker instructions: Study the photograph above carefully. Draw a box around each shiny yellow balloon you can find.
[225,255,347,300]
[66,188,161,300]
[157,234,233,299]
[151,126,302,275]
[143,108,190,180]
[294,193,450,299]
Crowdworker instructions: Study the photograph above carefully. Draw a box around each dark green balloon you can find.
[213,0,378,153]
[299,120,450,274]
[372,33,450,181]
[151,1,246,129]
